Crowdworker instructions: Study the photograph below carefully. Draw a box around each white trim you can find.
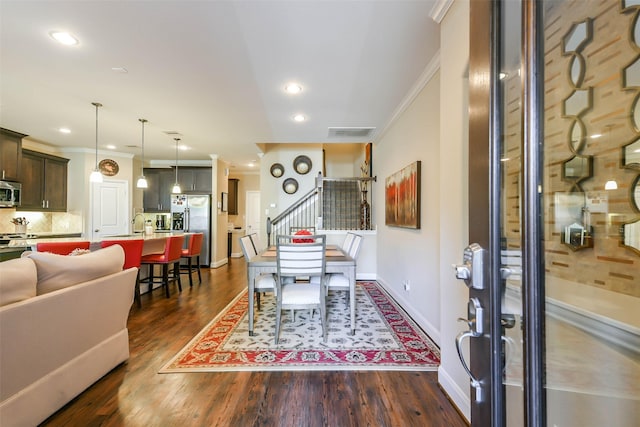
[429,0,455,24]
[211,258,228,268]
[60,147,134,159]
[376,277,440,345]
[149,159,212,167]
[375,52,441,143]
[438,366,471,422]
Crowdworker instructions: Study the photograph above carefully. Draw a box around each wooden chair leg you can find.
[134,269,142,308]
[175,262,182,291]
[196,255,202,284]
[187,257,193,287]
[162,264,170,298]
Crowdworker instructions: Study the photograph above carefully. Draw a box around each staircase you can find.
[266,175,375,245]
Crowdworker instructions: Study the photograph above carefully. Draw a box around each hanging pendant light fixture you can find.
[171,137,182,194]
[136,118,148,188]
[89,102,103,183]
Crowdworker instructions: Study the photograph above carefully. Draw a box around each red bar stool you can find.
[140,235,184,298]
[36,241,90,255]
[181,233,203,287]
[100,239,144,308]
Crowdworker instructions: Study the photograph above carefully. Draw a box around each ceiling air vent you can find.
[327,127,376,139]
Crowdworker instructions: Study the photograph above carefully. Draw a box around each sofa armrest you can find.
[0,267,137,401]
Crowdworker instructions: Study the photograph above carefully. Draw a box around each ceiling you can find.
[0,1,440,171]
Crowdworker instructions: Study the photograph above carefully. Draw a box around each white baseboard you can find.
[230,252,243,258]
[375,277,441,345]
[438,366,470,422]
[211,258,228,268]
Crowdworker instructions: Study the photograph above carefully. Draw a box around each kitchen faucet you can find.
[131,213,145,233]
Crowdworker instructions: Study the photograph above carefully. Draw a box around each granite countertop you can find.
[0,231,190,250]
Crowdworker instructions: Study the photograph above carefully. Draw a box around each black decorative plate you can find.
[282,177,298,194]
[293,155,312,175]
[99,159,119,176]
[270,163,284,178]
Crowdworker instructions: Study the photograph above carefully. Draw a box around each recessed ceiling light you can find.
[285,83,303,94]
[106,144,116,150]
[58,127,71,134]
[49,31,78,46]
[179,145,189,151]
[293,114,306,122]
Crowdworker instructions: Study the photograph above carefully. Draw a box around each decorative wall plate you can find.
[270,163,284,178]
[282,177,298,194]
[293,155,312,175]
[99,159,119,176]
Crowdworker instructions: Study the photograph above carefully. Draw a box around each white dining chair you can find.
[239,235,276,310]
[274,234,327,344]
[312,232,362,308]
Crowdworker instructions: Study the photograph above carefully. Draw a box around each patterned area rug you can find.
[160,281,440,372]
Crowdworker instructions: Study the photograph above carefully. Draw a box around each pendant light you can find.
[171,137,181,194]
[136,118,148,188]
[89,102,103,183]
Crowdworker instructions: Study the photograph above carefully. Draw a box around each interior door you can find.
[465,1,640,426]
[91,180,129,240]
[245,191,261,236]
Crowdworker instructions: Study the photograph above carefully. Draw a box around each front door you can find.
[464,0,640,426]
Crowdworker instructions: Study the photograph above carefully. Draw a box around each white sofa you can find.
[0,244,137,427]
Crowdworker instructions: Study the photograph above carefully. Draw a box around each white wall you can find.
[438,0,471,421]
[374,70,441,344]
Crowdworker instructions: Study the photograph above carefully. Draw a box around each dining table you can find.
[247,244,357,336]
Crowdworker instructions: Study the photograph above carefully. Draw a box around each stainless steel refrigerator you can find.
[170,194,211,266]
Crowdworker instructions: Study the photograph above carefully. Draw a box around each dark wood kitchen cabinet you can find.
[143,168,174,212]
[177,167,212,193]
[228,178,239,215]
[20,149,68,211]
[0,128,25,182]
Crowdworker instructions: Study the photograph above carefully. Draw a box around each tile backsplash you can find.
[0,209,83,234]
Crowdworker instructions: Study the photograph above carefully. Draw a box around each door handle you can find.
[455,330,484,402]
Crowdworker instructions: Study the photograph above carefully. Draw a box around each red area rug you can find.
[160,281,440,372]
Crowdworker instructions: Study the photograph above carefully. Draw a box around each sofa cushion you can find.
[26,244,125,295]
[0,257,38,306]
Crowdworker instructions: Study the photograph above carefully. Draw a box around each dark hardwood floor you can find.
[42,258,467,427]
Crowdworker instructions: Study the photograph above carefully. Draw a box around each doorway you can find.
[245,191,261,239]
[91,179,129,241]
[464,1,640,425]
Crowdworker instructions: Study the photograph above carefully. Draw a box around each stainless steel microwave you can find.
[0,181,21,207]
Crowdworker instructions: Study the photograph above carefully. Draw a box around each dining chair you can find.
[140,235,184,298]
[289,226,316,234]
[312,232,362,308]
[239,234,276,310]
[248,233,264,254]
[36,241,91,255]
[274,234,327,344]
[180,233,203,287]
[100,239,144,307]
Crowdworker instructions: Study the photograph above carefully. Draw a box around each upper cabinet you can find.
[0,128,25,182]
[143,168,174,212]
[177,167,212,193]
[228,178,239,215]
[20,149,68,211]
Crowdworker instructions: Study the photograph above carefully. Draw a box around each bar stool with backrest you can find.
[36,241,91,255]
[100,239,144,307]
[140,235,184,298]
[180,233,203,287]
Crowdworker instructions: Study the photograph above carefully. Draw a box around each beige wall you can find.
[437,0,471,419]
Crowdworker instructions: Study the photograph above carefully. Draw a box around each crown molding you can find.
[429,0,454,23]
[375,51,441,143]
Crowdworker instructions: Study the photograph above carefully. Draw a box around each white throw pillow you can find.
[0,257,38,306]
[27,244,125,295]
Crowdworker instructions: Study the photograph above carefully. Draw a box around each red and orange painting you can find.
[385,161,421,229]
